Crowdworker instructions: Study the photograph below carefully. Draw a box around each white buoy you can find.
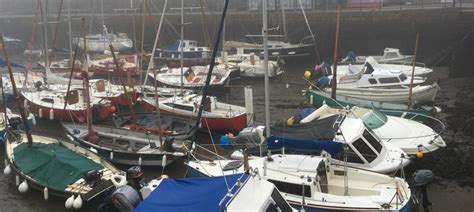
[15,175,20,186]
[18,180,28,193]
[3,164,11,175]
[244,86,254,126]
[23,99,28,109]
[263,160,267,176]
[110,151,114,160]
[44,187,49,200]
[39,108,43,118]
[30,114,37,126]
[138,156,142,166]
[89,147,98,154]
[49,109,54,120]
[65,195,74,209]
[161,155,167,167]
[73,195,83,209]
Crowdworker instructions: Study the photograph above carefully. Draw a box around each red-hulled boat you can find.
[22,88,116,122]
[141,93,247,132]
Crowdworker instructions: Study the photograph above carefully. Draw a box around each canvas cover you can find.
[134,174,249,212]
[13,143,103,191]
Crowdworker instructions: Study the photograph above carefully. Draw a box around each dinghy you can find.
[112,112,197,140]
[4,132,122,209]
[62,123,191,166]
[187,153,413,211]
[217,53,284,78]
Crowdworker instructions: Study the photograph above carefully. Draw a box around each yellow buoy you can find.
[303,70,311,80]
[416,151,424,159]
[287,116,295,126]
[161,175,169,179]
[227,132,235,138]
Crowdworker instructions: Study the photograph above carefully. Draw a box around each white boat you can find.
[141,93,247,133]
[133,173,296,212]
[337,56,433,77]
[341,48,414,64]
[147,64,239,90]
[73,27,133,52]
[320,83,440,105]
[218,53,284,78]
[187,153,413,211]
[309,104,446,155]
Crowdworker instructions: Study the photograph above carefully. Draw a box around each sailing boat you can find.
[1,34,123,210]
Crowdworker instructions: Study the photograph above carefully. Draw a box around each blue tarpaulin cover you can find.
[134,174,249,212]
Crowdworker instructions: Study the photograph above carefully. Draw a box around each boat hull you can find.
[141,100,247,133]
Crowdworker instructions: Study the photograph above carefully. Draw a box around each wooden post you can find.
[408,33,420,108]
[331,4,342,99]
[0,35,33,146]
[81,17,95,140]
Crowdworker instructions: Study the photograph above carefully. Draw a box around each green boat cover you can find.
[361,110,388,130]
[13,143,103,191]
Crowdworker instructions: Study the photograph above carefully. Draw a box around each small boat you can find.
[314,83,440,105]
[337,56,433,76]
[187,153,413,211]
[341,48,414,64]
[112,112,197,140]
[227,112,411,173]
[73,27,133,52]
[141,93,247,133]
[153,40,211,68]
[311,104,446,155]
[147,64,239,90]
[4,132,122,209]
[62,123,191,166]
[303,88,438,119]
[21,88,116,122]
[133,173,296,212]
[218,53,284,78]
[224,36,316,61]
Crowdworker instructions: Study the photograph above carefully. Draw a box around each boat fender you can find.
[18,180,28,193]
[44,187,48,200]
[161,155,167,167]
[15,175,20,186]
[23,99,28,109]
[416,150,424,159]
[49,109,54,120]
[73,195,83,209]
[89,147,98,154]
[29,114,36,127]
[111,174,128,188]
[110,151,114,160]
[303,70,311,80]
[65,195,74,209]
[172,152,185,157]
[38,108,43,119]
[138,156,142,166]
[3,164,11,175]
[287,116,295,126]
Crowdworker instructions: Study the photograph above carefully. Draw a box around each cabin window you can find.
[352,138,377,163]
[363,130,382,153]
[364,63,375,74]
[164,103,194,112]
[197,48,202,51]
[267,180,311,198]
[384,52,398,59]
[378,77,399,84]
[344,146,365,164]
[270,189,293,212]
[399,73,407,81]
[368,78,377,84]
[189,48,195,51]
[41,98,54,104]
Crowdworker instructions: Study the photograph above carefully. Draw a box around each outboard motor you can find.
[34,81,43,91]
[412,170,434,211]
[83,170,102,187]
[111,185,141,212]
[127,166,145,194]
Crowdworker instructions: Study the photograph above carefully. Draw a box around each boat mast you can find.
[280,0,287,42]
[331,4,341,99]
[101,0,107,51]
[139,0,146,83]
[263,0,271,144]
[0,36,33,146]
[67,0,73,62]
[191,0,230,142]
[41,0,50,81]
[81,18,95,140]
[180,0,185,93]
[408,33,419,108]
[143,0,168,85]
